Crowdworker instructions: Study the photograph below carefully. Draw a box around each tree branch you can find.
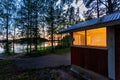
[99,0,108,7]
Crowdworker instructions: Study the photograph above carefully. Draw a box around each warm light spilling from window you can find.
[73,27,107,47]
[73,31,85,46]
[87,27,107,47]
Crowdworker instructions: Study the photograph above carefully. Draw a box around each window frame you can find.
[72,27,107,48]
[73,30,85,46]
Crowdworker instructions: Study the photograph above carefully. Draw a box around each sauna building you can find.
[60,12,120,80]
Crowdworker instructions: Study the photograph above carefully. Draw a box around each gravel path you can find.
[13,54,71,69]
[0,53,25,60]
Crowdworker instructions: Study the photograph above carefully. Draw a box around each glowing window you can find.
[86,27,107,47]
[73,31,85,46]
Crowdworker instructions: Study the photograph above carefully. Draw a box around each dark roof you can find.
[60,12,120,33]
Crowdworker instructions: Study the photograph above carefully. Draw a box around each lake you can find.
[0,41,58,54]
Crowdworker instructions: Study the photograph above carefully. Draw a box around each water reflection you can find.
[0,47,4,54]
[11,44,27,53]
[41,41,58,47]
[0,41,58,54]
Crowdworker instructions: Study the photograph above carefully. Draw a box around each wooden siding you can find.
[71,46,108,77]
[115,28,120,80]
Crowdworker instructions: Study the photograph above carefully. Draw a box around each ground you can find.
[0,54,81,80]
[0,65,77,80]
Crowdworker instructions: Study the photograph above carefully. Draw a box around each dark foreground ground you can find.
[0,65,79,80]
[0,54,83,80]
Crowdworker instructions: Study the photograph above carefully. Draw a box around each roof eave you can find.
[59,20,120,34]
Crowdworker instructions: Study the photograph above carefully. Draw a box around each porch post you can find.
[70,32,73,46]
[107,27,115,80]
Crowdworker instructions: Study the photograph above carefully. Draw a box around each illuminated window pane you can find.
[73,31,85,45]
[86,27,107,47]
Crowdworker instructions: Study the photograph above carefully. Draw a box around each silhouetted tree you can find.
[0,0,16,54]
[83,0,120,18]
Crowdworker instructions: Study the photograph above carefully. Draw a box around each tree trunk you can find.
[35,7,38,51]
[43,24,45,50]
[108,0,113,14]
[51,23,54,52]
[29,28,32,54]
[50,3,54,53]
[5,12,9,54]
[13,26,15,54]
[97,0,99,18]
[26,29,29,54]
[27,0,31,54]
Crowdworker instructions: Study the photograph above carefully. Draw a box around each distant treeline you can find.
[0,37,48,44]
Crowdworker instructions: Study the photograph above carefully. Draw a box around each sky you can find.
[71,0,87,19]
[57,0,87,20]
[0,0,88,39]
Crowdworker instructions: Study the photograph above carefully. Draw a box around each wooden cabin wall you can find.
[71,46,108,77]
[115,27,120,80]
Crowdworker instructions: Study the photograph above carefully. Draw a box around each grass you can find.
[0,59,15,66]
[22,46,70,58]
[38,46,70,55]
[53,48,70,55]
[39,47,70,56]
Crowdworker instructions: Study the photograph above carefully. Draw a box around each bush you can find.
[61,35,71,48]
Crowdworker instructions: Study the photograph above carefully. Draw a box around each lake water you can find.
[0,41,58,54]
